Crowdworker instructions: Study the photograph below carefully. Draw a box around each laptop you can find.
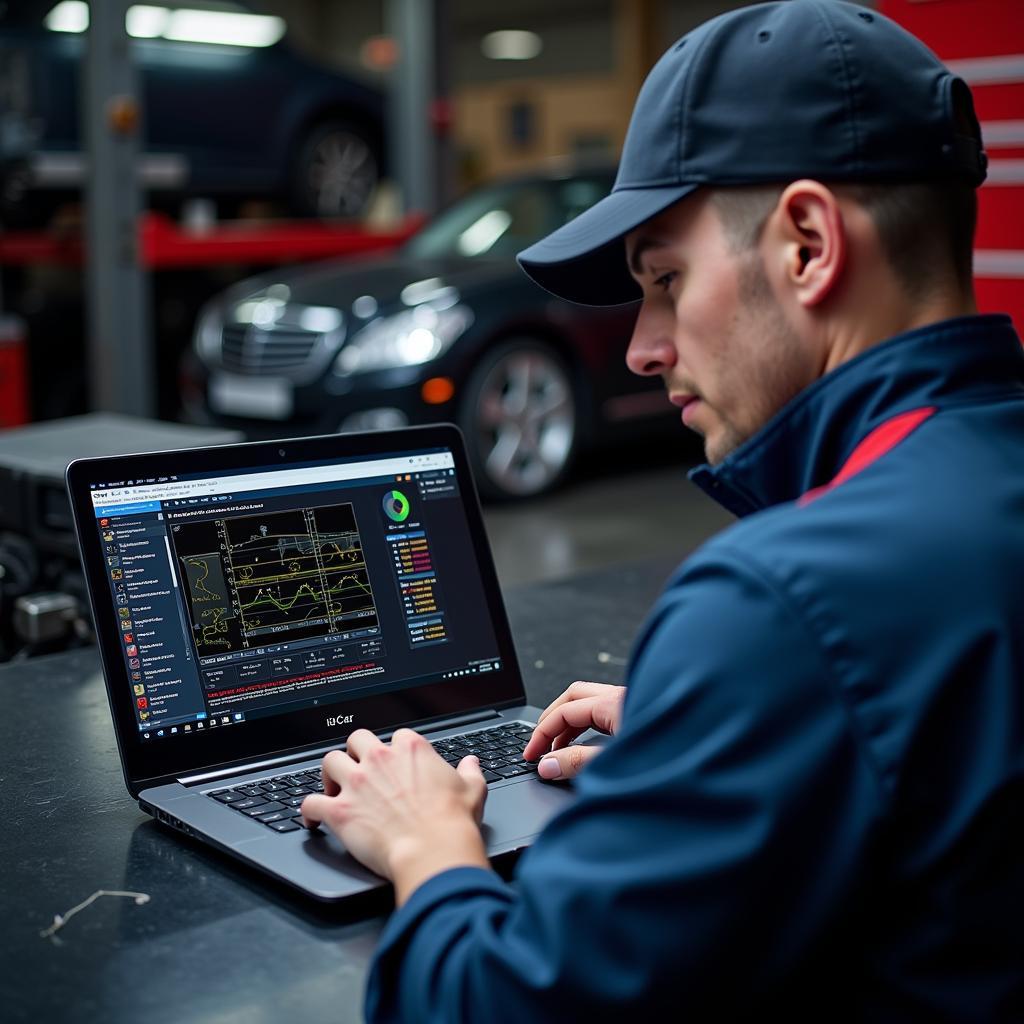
[66,424,575,901]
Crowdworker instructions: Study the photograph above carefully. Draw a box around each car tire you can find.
[290,120,379,219]
[459,339,579,501]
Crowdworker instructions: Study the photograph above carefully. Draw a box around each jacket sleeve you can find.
[364,546,886,1023]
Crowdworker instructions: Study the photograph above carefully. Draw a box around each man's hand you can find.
[300,728,490,905]
[523,680,625,781]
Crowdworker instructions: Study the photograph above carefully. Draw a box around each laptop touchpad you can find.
[480,778,573,849]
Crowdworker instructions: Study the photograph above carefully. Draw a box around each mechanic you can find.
[300,2,1023,1019]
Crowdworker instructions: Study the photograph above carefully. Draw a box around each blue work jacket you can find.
[365,314,1024,1022]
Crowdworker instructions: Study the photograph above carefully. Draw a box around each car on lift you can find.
[180,166,679,500]
[0,0,385,221]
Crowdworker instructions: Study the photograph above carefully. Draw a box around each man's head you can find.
[517,0,986,464]
[622,177,978,463]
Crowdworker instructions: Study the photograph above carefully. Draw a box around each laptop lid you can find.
[67,425,526,798]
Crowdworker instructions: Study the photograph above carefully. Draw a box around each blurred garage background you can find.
[0,0,1019,659]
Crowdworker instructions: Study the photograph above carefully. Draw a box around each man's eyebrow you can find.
[627,237,669,276]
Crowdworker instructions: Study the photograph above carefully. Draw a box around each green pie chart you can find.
[383,489,410,522]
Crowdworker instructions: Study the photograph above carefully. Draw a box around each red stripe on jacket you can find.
[799,406,937,507]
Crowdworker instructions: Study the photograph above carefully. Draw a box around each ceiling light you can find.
[163,10,285,47]
[45,1,88,33]
[126,5,170,38]
[44,3,286,48]
[481,30,542,61]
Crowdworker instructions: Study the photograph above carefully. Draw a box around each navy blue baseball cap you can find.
[517,0,987,306]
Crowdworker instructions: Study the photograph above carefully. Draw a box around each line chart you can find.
[172,501,379,655]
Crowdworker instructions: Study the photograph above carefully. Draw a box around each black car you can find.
[0,1,384,219]
[181,168,678,500]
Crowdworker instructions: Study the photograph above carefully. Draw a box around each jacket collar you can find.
[689,314,1024,517]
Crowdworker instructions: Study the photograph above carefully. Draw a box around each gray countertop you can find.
[1,558,676,1024]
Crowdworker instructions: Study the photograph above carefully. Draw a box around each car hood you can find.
[219,254,523,322]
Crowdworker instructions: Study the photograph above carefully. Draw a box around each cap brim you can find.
[517,184,698,305]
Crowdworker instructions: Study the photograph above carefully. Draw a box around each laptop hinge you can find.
[180,741,346,787]
[178,709,504,787]
[416,708,502,736]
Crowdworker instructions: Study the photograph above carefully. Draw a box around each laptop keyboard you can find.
[208,766,326,833]
[206,721,538,834]
[430,721,538,781]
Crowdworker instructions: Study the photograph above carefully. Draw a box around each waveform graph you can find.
[222,503,380,645]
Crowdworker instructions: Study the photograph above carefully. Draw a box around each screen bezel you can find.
[67,424,526,796]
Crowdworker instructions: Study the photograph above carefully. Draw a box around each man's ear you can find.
[771,180,847,308]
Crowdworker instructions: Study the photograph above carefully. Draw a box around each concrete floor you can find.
[484,451,735,587]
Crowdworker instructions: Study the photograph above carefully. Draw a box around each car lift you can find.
[0,211,423,427]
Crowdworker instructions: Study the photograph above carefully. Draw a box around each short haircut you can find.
[710,180,977,300]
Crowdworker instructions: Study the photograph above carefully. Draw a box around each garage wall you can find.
[452,74,626,182]
[450,0,755,182]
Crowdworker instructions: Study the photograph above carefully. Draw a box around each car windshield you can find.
[404,174,614,261]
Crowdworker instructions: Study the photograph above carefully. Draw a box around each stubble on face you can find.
[699,251,810,465]
[626,193,814,466]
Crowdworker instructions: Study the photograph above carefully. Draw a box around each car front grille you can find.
[220,323,322,376]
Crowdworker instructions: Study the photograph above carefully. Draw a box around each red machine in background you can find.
[0,313,29,427]
[881,0,1024,333]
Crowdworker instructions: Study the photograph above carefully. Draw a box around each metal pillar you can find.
[387,0,438,215]
[433,0,456,209]
[82,0,154,416]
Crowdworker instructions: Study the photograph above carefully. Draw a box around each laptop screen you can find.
[78,433,518,779]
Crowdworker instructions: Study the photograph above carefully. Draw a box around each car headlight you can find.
[193,303,224,363]
[333,304,473,376]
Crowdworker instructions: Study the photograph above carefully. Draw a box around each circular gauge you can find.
[382,489,410,522]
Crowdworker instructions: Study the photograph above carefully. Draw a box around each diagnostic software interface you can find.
[87,448,502,741]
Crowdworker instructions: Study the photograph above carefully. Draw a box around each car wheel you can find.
[291,121,379,219]
[460,340,579,501]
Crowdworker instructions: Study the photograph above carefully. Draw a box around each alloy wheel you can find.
[470,345,577,498]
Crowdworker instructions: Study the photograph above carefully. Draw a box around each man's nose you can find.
[625,305,677,377]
